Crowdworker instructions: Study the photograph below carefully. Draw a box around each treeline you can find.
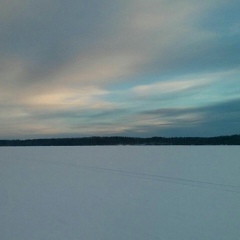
[0,135,240,146]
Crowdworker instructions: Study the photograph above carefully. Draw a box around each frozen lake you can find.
[1,146,240,240]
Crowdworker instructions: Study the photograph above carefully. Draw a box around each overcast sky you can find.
[1,0,240,139]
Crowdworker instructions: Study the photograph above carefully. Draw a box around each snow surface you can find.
[1,146,240,240]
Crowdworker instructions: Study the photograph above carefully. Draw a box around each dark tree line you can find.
[0,135,240,146]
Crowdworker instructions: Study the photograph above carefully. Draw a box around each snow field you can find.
[1,146,240,240]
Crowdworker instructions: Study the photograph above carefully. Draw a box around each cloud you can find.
[122,0,240,75]
[131,78,212,98]
[0,0,240,138]
[131,99,240,137]
[1,0,239,87]
[0,0,123,81]
[102,69,239,115]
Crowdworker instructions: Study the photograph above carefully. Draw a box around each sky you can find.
[1,0,240,139]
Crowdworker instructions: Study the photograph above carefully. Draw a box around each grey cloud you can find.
[142,108,199,119]
[142,99,240,118]
[142,99,240,121]
[123,0,240,77]
[134,99,240,137]
[2,0,239,85]
[24,107,128,123]
[1,0,122,80]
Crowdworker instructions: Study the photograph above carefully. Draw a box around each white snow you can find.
[1,146,240,240]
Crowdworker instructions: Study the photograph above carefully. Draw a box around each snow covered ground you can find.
[1,146,240,240]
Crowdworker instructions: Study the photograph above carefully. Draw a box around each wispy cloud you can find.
[132,78,211,97]
[0,0,240,138]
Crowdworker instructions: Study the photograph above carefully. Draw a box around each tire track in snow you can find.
[34,159,240,194]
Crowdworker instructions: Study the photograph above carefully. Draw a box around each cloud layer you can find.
[1,0,240,138]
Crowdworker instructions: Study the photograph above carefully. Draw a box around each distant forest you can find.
[0,135,240,146]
